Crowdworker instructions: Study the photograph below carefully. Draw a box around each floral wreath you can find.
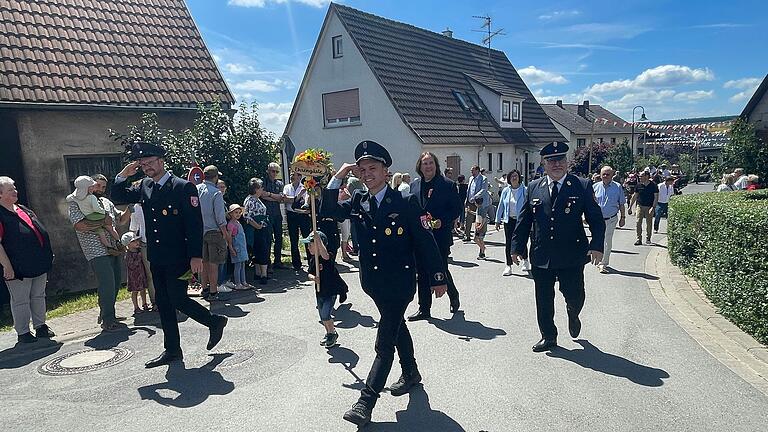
[293,148,334,194]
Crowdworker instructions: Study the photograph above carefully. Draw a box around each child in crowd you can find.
[66,175,120,249]
[243,178,271,285]
[121,232,149,315]
[473,197,488,260]
[304,230,348,347]
[227,204,252,290]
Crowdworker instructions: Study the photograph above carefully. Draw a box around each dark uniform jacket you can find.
[321,185,445,302]
[511,174,605,269]
[112,174,203,265]
[408,175,462,249]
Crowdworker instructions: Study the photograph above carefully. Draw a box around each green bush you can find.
[668,190,768,344]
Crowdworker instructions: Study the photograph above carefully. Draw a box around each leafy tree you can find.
[603,138,634,177]
[722,117,768,182]
[570,141,611,176]
[110,102,278,204]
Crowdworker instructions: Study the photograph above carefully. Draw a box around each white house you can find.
[741,74,768,140]
[282,3,563,183]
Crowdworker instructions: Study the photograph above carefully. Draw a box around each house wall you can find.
[747,90,768,130]
[425,143,537,189]
[285,11,422,175]
[14,109,197,294]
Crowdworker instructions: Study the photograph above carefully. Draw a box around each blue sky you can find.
[186,0,768,134]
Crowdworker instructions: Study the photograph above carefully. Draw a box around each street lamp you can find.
[631,106,647,156]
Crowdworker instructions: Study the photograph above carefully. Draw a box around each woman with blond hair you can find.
[390,172,403,191]
[716,173,736,192]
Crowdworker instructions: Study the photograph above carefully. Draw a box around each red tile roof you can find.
[0,0,234,108]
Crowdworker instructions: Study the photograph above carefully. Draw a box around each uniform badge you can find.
[388,213,398,219]
[190,196,199,207]
[385,228,392,236]
[173,209,178,215]
[435,272,445,282]
[420,215,431,229]
[397,227,404,235]
[162,209,168,216]
[566,180,572,186]
[385,197,391,203]
[565,208,571,214]
[318,263,323,271]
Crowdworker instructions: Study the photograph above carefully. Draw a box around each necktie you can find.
[550,181,559,208]
[369,195,378,216]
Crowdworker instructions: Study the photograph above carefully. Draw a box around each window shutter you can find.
[323,89,360,121]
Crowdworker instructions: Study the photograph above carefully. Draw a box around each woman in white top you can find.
[716,173,736,192]
[398,173,411,196]
[495,169,529,275]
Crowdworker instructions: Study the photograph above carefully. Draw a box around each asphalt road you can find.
[1,182,766,431]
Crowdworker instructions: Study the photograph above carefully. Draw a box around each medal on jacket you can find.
[162,209,168,216]
[385,228,392,236]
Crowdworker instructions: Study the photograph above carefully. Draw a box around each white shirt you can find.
[657,183,675,204]
[546,175,564,197]
[129,203,147,242]
[734,175,749,190]
[283,182,304,213]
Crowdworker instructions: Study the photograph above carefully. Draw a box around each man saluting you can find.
[510,142,605,352]
[112,141,228,368]
[321,140,448,427]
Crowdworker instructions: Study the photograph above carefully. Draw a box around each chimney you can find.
[577,104,585,117]
[556,100,563,108]
[442,27,453,38]
[583,100,590,111]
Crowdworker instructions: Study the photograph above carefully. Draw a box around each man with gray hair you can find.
[733,168,748,190]
[197,166,233,301]
[592,166,626,273]
[261,162,288,270]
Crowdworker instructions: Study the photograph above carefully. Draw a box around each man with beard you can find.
[112,141,228,368]
[321,140,447,427]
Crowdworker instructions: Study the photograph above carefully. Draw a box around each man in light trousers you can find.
[592,166,626,273]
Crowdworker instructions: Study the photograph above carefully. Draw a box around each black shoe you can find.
[634,239,642,246]
[321,332,339,347]
[17,332,37,344]
[450,302,460,314]
[532,338,557,352]
[34,324,55,338]
[389,369,422,396]
[568,313,582,339]
[339,291,348,303]
[201,289,211,300]
[343,402,372,426]
[144,350,183,368]
[478,252,486,259]
[407,310,431,322]
[207,315,228,350]
[260,276,268,285]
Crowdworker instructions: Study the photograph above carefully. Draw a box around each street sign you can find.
[187,166,204,185]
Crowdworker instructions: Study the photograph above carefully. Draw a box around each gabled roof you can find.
[465,73,524,98]
[740,74,768,119]
[331,3,563,146]
[0,0,234,109]
[542,103,636,135]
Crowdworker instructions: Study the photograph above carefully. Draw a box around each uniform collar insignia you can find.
[388,213,399,218]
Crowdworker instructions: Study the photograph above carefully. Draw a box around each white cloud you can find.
[728,90,756,104]
[724,77,761,89]
[225,63,255,74]
[518,66,568,85]
[673,90,715,102]
[257,101,294,135]
[538,10,580,21]
[586,65,715,95]
[228,0,329,8]
[231,79,293,92]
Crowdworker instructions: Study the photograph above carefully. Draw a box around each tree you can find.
[603,138,633,177]
[570,141,611,176]
[722,117,768,182]
[110,102,278,204]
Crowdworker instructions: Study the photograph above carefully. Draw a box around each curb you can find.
[646,240,768,396]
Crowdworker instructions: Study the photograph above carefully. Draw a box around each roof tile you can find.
[0,0,233,107]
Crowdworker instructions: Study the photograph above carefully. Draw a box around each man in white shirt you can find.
[654,176,675,233]
[733,168,748,190]
[283,172,311,271]
[592,166,626,273]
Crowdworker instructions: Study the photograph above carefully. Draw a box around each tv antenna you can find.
[473,15,505,68]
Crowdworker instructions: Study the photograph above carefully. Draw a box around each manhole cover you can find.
[38,348,133,376]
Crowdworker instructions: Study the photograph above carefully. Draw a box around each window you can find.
[322,89,360,127]
[452,90,471,111]
[598,137,604,144]
[332,36,343,58]
[577,138,586,147]
[487,152,493,172]
[498,153,503,171]
[512,101,521,122]
[502,100,511,121]
[65,154,123,197]
[611,137,616,144]
[467,94,485,113]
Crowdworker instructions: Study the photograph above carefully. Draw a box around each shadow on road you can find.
[368,386,465,431]
[84,325,156,350]
[334,303,377,329]
[429,311,507,341]
[546,340,669,387]
[137,353,235,407]
[0,338,62,369]
[609,269,660,280]
[448,260,479,268]
[327,345,366,391]
[610,250,639,255]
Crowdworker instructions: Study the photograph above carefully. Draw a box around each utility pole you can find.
[473,15,505,69]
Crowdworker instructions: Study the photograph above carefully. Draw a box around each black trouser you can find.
[360,297,416,407]
[286,211,311,269]
[530,265,585,340]
[268,214,283,265]
[416,242,459,313]
[151,261,214,353]
[503,220,528,265]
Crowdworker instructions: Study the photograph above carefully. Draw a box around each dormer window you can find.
[512,101,521,122]
[332,35,343,58]
[502,100,511,122]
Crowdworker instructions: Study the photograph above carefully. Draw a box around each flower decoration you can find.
[425,212,440,229]
[293,148,334,195]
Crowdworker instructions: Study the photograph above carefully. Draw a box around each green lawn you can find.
[1,287,131,333]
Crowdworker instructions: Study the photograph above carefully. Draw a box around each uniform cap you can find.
[300,230,328,246]
[540,141,569,159]
[128,141,166,160]
[354,140,392,167]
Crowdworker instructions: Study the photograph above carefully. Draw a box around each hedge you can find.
[668,189,768,344]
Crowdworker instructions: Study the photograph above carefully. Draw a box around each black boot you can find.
[144,350,183,368]
[343,401,372,426]
[389,369,422,396]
